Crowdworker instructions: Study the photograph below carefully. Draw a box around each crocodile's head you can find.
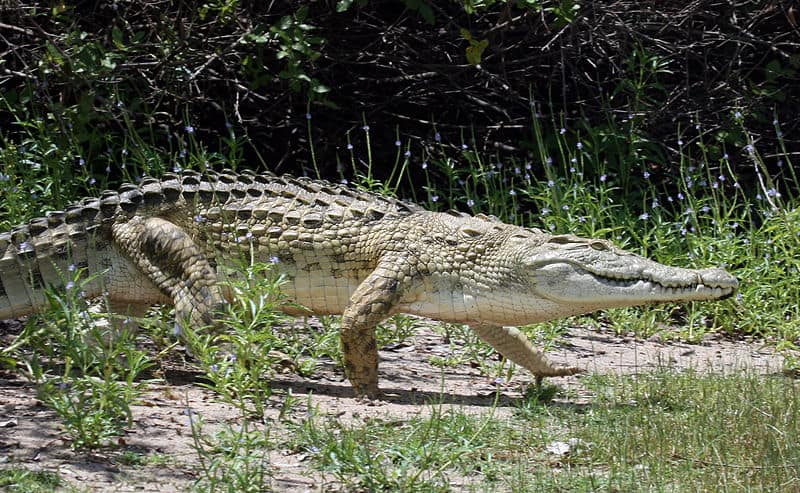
[514,233,738,316]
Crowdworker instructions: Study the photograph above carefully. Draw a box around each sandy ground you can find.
[0,322,791,492]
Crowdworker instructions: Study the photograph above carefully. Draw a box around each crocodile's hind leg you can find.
[111,217,226,333]
[340,262,406,398]
[470,324,582,385]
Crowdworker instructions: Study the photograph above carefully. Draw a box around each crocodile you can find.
[0,169,738,396]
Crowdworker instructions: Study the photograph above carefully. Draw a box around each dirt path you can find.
[0,324,789,492]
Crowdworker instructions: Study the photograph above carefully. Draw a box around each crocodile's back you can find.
[0,169,424,319]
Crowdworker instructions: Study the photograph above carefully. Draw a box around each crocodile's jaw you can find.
[525,238,738,310]
[531,262,737,308]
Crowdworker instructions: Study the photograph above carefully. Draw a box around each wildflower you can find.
[667,196,673,202]
[225,121,233,129]
[599,174,607,182]
[362,125,369,131]
[722,153,729,160]
[269,256,280,264]
[560,128,566,135]
[78,158,85,166]
[570,157,577,164]
[548,224,556,231]
[404,150,411,158]
[514,167,521,175]
[305,113,311,120]
[680,228,687,236]
[718,175,725,182]
[210,364,219,373]
[777,160,784,168]
[121,148,129,156]
[466,199,475,207]
[179,149,187,158]
[431,195,439,202]
[547,180,555,187]
[17,241,31,252]
[562,204,569,211]
[173,165,183,173]
[421,162,428,170]
[184,125,195,134]
[509,189,517,196]
[643,171,650,179]
[68,264,76,272]
[569,167,576,173]
[394,140,401,147]
[493,377,505,385]
[651,199,659,208]
[434,132,441,142]
[678,139,684,146]
[65,281,75,290]
[340,178,348,185]
[744,144,754,154]
[525,163,532,170]
[545,156,553,166]
[734,111,742,119]
[578,216,586,222]
[194,215,206,223]
[639,212,649,221]
[576,142,583,150]
[461,144,468,150]
[541,207,550,215]
[677,192,685,200]
[346,143,353,150]
[701,205,710,213]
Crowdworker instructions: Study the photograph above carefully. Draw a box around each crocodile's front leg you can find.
[112,217,227,331]
[340,262,406,398]
[470,324,582,385]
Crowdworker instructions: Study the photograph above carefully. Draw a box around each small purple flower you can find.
[421,162,428,170]
[466,199,475,207]
[562,205,569,210]
[434,132,441,142]
[744,144,754,154]
[560,128,566,135]
[346,143,353,150]
[545,157,553,166]
[576,142,583,150]
[362,125,370,131]
[78,158,85,166]
[723,153,729,160]
[547,180,555,188]
[599,174,607,182]
[639,212,649,221]
[734,111,742,119]
[431,195,439,202]
[461,144,468,150]
[305,113,311,120]
[184,125,194,134]
[404,150,411,158]
[509,189,516,196]
[394,140,401,147]
[643,171,650,179]
[18,241,31,252]
[541,207,550,215]
[66,281,75,291]
[194,215,206,223]
[677,192,685,200]
[269,256,280,264]
[678,139,684,146]
[68,264,76,272]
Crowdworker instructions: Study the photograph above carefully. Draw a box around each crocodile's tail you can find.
[0,186,145,320]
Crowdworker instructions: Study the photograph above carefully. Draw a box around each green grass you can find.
[1,91,799,490]
[0,467,63,493]
[282,371,799,491]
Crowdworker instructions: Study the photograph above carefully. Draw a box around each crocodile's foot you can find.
[352,383,382,401]
[534,365,584,388]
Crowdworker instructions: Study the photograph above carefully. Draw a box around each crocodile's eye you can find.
[589,241,609,251]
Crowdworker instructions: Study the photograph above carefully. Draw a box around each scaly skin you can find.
[0,169,738,397]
